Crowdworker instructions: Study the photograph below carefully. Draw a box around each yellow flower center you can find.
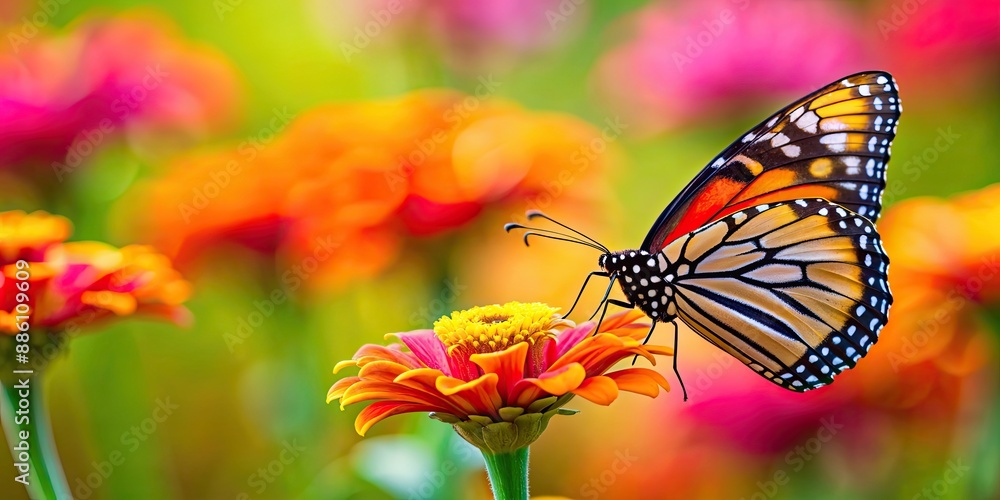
[434,302,570,355]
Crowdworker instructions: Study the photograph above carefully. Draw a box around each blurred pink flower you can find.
[0,9,242,170]
[328,0,585,71]
[682,375,859,455]
[426,0,581,64]
[878,0,1000,90]
[595,0,869,134]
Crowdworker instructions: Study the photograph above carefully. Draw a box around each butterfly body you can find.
[509,71,900,395]
[599,249,680,322]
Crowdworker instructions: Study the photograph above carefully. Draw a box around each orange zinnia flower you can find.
[328,303,671,453]
[121,91,614,293]
[0,211,191,352]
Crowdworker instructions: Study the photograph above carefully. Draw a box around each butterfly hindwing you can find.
[643,71,901,252]
[661,199,891,391]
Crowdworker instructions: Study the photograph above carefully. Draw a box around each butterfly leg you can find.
[588,275,619,322]
[594,298,634,334]
[631,320,657,365]
[564,271,609,317]
[670,321,689,402]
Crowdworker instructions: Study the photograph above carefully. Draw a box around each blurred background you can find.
[1,0,998,498]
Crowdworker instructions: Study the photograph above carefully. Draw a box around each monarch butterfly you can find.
[507,71,900,399]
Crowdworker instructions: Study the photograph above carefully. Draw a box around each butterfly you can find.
[507,71,900,399]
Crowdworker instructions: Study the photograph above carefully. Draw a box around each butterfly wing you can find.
[643,71,901,252]
[663,199,891,391]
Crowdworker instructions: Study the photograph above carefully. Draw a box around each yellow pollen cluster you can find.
[433,302,570,354]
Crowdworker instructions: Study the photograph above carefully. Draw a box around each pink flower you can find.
[0,10,242,169]
[323,0,585,71]
[879,0,1000,90]
[595,0,869,134]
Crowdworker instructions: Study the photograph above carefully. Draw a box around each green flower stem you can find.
[1,375,71,500]
[482,447,529,500]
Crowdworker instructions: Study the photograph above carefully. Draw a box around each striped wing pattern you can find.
[644,71,901,252]
[662,199,891,391]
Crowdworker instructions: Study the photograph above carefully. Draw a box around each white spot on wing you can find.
[796,111,820,133]
[820,133,848,152]
[789,106,805,123]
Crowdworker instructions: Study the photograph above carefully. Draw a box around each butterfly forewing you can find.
[643,71,901,252]
[662,199,891,391]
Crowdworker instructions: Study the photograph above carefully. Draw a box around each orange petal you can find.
[597,309,648,333]
[340,381,461,413]
[536,362,587,394]
[435,373,503,418]
[549,334,626,372]
[80,291,138,315]
[333,359,359,374]
[327,376,361,402]
[352,344,422,369]
[355,402,447,435]
[571,376,619,405]
[470,342,528,401]
[606,368,670,397]
[394,367,446,387]
[358,360,413,382]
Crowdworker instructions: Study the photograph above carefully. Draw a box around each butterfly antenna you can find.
[504,223,606,252]
[525,210,610,253]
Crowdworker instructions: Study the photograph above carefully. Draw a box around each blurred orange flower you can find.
[0,9,242,171]
[121,90,613,293]
[328,303,670,452]
[0,210,191,339]
[844,184,1000,408]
